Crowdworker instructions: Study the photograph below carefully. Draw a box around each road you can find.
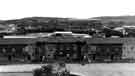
[1,63,135,76]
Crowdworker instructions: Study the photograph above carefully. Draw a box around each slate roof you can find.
[1,37,135,45]
[86,38,135,44]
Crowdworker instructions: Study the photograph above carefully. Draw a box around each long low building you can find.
[0,37,86,62]
[0,37,135,62]
[86,38,135,60]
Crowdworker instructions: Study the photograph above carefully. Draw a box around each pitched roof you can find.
[37,36,86,43]
[0,38,36,44]
[86,38,135,44]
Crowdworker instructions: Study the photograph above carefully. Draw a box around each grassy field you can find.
[1,63,135,76]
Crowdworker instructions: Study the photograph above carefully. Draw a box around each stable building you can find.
[1,37,135,62]
[86,38,135,61]
[0,36,87,62]
[0,38,36,61]
[36,36,87,62]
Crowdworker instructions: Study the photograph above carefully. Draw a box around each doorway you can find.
[88,44,122,62]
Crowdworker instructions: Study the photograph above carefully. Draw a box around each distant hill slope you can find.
[1,15,135,24]
[92,15,135,28]
[92,15,135,22]
[0,17,103,34]
[0,17,71,33]
[0,16,135,34]
[1,16,135,26]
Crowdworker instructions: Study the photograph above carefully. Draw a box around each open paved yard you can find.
[0,73,32,76]
[1,63,135,76]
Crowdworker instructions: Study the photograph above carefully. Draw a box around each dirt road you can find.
[1,63,135,76]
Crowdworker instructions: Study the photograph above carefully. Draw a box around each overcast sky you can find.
[0,0,135,20]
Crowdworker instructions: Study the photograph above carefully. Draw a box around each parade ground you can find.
[0,63,135,76]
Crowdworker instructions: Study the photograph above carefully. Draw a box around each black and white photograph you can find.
[0,0,135,76]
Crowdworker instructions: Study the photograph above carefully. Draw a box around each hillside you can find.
[3,16,135,27]
[1,15,135,25]
[0,16,135,34]
[92,15,135,28]
[0,17,103,34]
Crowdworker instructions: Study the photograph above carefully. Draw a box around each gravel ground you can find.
[0,73,32,76]
[1,63,135,76]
